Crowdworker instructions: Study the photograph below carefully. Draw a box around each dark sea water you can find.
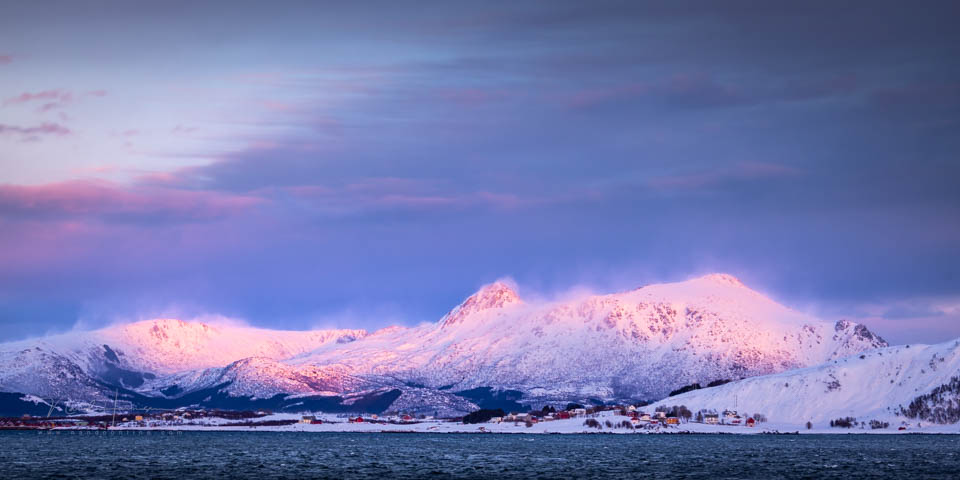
[3,431,960,479]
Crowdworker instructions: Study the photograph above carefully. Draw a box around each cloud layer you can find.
[0,1,958,343]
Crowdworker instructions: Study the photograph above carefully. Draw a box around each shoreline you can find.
[13,410,958,435]
[16,428,960,436]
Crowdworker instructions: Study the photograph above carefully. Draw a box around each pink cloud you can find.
[37,102,64,112]
[0,122,71,136]
[0,55,12,65]
[2,89,107,113]
[3,89,72,106]
[0,180,262,223]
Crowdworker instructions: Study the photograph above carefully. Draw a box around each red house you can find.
[556,411,571,420]
[746,417,756,427]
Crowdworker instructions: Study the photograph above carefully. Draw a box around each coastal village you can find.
[0,400,939,433]
[0,403,766,432]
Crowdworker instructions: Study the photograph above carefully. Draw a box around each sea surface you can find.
[2,431,960,479]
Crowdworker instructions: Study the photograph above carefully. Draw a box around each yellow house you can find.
[134,415,144,422]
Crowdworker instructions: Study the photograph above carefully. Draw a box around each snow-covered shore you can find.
[100,410,960,435]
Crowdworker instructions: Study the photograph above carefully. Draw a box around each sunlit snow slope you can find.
[650,338,960,426]
[290,274,887,400]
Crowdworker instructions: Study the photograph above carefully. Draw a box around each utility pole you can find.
[46,397,60,418]
[112,389,119,427]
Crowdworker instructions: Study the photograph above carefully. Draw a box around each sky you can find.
[1,1,959,344]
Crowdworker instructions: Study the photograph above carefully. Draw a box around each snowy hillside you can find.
[95,319,367,373]
[0,274,890,414]
[649,337,960,426]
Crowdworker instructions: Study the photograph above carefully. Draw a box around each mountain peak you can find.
[440,281,521,328]
[476,281,519,301]
[696,273,745,287]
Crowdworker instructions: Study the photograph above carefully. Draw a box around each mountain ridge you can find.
[0,274,890,415]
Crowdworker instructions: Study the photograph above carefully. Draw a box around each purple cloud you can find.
[647,161,804,190]
[3,89,72,106]
[566,74,750,110]
[3,89,107,113]
[870,82,960,109]
[0,122,71,136]
[0,180,262,223]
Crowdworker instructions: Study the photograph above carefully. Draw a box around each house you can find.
[300,415,317,424]
[630,417,641,426]
[505,413,525,422]
[134,415,143,422]
[665,417,680,425]
[704,414,719,425]
[626,405,637,412]
[571,408,587,417]
[350,416,364,423]
[488,417,503,424]
[746,417,756,427]
[556,411,571,420]
[722,410,737,424]
[638,413,651,421]
[654,411,666,419]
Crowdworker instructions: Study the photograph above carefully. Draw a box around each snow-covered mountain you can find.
[0,274,890,415]
[289,274,887,401]
[649,337,960,427]
[0,320,367,411]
